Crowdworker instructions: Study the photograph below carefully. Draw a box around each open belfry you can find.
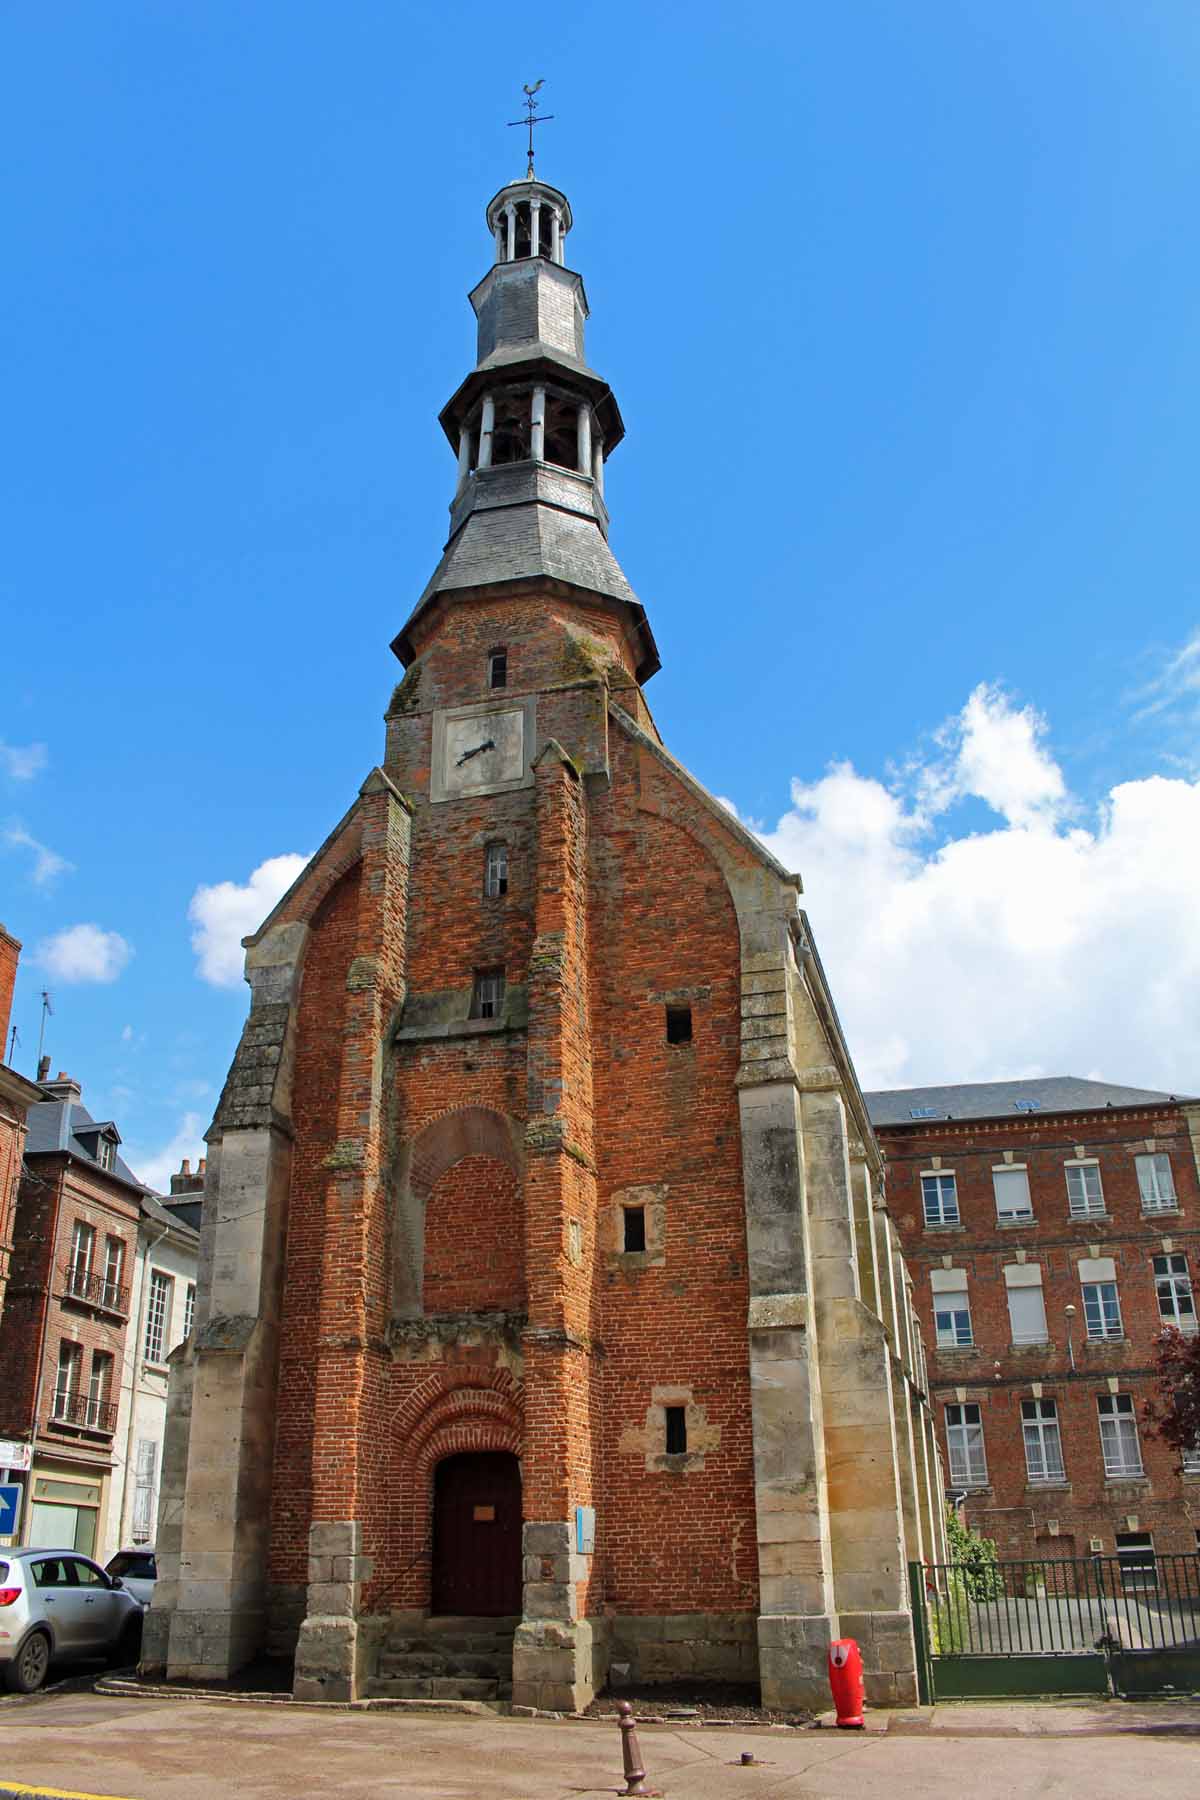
[144,149,947,1713]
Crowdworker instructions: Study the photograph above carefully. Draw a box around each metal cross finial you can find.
[508,79,554,179]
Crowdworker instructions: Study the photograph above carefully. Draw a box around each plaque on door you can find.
[473,1504,495,1522]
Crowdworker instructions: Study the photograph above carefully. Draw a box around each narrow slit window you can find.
[665,1005,692,1044]
[665,1405,687,1455]
[488,647,508,690]
[484,842,509,898]
[472,969,506,1020]
[623,1206,646,1253]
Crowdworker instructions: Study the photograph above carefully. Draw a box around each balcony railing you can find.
[61,1262,129,1315]
[51,1390,118,1434]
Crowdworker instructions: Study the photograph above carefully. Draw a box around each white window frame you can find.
[945,1402,988,1487]
[1098,1393,1143,1477]
[922,1171,960,1227]
[1137,1153,1178,1214]
[1082,1280,1124,1341]
[993,1165,1033,1222]
[184,1283,196,1339]
[1065,1160,1104,1218]
[1182,1444,1200,1475]
[1007,1280,1049,1347]
[1021,1398,1065,1483]
[934,1284,972,1348]
[69,1219,95,1279]
[86,1351,113,1428]
[144,1270,173,1363]
[53,1340,82,1417]
[472,970,505,1020]
[1154,1253,1197,1334]
[1115,1531,1157,1592]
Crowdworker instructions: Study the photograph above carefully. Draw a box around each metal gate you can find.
[909,1554,1200,1701]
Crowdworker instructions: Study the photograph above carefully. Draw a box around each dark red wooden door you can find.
[431,1451,522,1616]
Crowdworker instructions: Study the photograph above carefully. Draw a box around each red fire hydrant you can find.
[827,1638,865,1729]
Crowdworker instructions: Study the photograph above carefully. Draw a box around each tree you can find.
[1143,1326,1200,1467]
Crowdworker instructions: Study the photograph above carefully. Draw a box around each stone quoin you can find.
[143,160,947,1712]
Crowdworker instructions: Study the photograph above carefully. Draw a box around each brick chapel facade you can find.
[144,169,947,1713]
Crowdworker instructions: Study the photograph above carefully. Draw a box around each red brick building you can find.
[0,927,41,1336]
[146,167,946,1713]
[870,1077,1200,1568]
[0,1070,144,1558]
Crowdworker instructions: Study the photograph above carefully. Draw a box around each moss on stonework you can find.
[324,1140,365,1171]
[387,661,422,715]
[560,629,613,684]
[346,955,377,991]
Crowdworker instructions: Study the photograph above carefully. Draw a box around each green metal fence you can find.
[910,1553,1200,1701]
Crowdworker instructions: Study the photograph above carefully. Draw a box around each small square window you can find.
[665,1406,687,1455]
[488,647,508,690]
[623,1207,646,1253]
[665,1005,692,1044]
[472,969,506,1020]
[484,842,509,898]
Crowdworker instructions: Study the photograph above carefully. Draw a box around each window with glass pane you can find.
[1007,1283,1049,1345]
[945,1402,987,1486]
[1116,1531,1157,1591]
[53,1341,82,1416]
[1182,1444,1200,1475]
[1098,1393,1142,1476]
[1154,1253,1196,1333]
[144,1271,172,1362]
[103,1236,124,1307]
[70,1220,95,1277]
[1082,1281,1123,1339]
[184,1283,196,1339]
[1137,1153,1177,1212]
[993,1167,1033,1220]
[922,1173,959,1226]
[471,969,505,1020]
[87,1352,112,1428]
[1022,1398,1065,1482]
[1065,1162,1104,1217]
[934,1284,972,1347]
[484,842,509,898]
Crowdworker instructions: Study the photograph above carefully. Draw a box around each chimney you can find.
[170,1156,207,1195]
[37,1054,51,1083]
[39,1070,82,1104]
[0,924,20,1057]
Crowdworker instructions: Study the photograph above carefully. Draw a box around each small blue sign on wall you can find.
[575,1505,595,1556]
[0,1484,22,1538]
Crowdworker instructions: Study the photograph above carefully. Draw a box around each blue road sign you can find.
[0,1484,21,1536]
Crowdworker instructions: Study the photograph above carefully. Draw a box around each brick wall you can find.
[424,1155,524,1312]
[885,1103,1200,1558]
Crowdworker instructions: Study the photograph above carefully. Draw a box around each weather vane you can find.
[508,80,553,180]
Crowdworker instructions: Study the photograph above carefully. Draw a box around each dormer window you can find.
[98,1138,115,1172]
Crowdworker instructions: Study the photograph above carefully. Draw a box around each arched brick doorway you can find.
[431,1451,522,1616]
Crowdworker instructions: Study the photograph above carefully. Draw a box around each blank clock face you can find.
[434,706,526,800]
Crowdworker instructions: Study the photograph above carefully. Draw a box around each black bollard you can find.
[617,1700,661,1797]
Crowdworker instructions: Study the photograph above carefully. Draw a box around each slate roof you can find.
[864,1075,1192,1127]
[25,1096,145,1190]
[142,1189,200,1245]
[414,499,638,613]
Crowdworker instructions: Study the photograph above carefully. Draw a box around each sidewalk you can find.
[0,1691,1198,1799]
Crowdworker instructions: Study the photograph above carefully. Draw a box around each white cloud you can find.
[3,822,73,887]
[189,853,310,988]
[123,1111,206,1195]
[0,740,48,781]
[35,923,133,984]
[121,1024,134,1042]
[754,684,1200,1094]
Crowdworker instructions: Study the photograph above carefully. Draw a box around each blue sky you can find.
[3,3,1199,1185]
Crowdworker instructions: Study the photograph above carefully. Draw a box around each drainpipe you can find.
[119,1213,170,1547]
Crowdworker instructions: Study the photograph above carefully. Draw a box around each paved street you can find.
[0,1692,1198,1799]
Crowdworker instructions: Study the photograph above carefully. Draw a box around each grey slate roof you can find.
[141,1189,200,1244]
[864,1075,1192,1127]
[25,1096,145,1190]
[414,499,638,614]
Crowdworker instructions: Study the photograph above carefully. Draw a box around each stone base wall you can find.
[607,1613,758,1688]
[512,1616,609,1713]
[265,1581,307,1660]
[839,1608,919,1707]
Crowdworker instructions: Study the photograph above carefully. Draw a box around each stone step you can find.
[366,1676,499,1702]
[377,1651,511,1679]
[383,1637,514,1660]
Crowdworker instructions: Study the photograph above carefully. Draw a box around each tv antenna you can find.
[36,990,53,1068]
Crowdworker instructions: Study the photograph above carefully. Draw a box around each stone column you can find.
[576,403,591,477]
[550,208,562,262]
[494,220,505,262]
[530,196,541,257]
[530,385,546,463]
[478,394,495,469]
[591,434,604,497]
[456,425,471,493]
[505,203,516,262]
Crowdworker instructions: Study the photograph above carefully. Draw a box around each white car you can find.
[104,1548,156,1609]
[0,1548,144,1692]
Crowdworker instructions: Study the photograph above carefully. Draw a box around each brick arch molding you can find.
[391,1104,524,1318]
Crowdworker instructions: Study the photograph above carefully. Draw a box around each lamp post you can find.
[1065,1302,1077,1373]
